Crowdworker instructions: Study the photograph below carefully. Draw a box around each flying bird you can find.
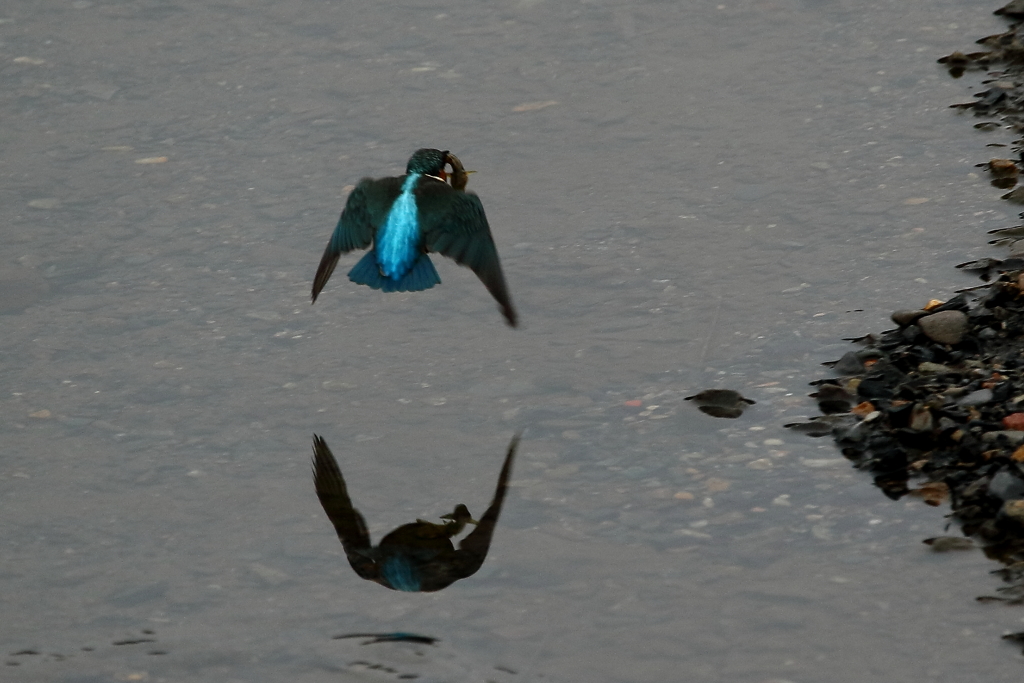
[311,148,518,327]
[311,433,520,592]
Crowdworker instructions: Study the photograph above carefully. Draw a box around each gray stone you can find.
[958,388,993,407]
[832,351,864,375]
[918,310,968,345]
[918,361,954,374]
[982,430,1024,445]
[891,309,927,327]
[990,468,1024,501]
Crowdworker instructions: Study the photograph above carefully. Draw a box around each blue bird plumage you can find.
[347,251,441,293]
[311,148,518,327]
[375,173,422,280]
[381,555,421,592]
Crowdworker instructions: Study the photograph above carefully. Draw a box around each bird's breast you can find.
[375,174,422,279]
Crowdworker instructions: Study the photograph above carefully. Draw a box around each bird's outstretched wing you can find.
[450,433,520,579]
[419,187,518,327]
[311,435,378,580]
[311,177,403,302]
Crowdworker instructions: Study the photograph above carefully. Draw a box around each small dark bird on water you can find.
[311,148,518,327]
[311,433,520,592]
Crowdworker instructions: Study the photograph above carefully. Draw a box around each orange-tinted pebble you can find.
[851,401,876,417]
[1003,413,1024,430]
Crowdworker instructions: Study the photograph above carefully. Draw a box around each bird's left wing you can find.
[420,188,518,327]
[312,177,402,302]
[311,435,378,580]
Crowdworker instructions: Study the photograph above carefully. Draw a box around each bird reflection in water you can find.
[312,433,519,592]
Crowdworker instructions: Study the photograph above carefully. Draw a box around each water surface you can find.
[2,0,1022,680]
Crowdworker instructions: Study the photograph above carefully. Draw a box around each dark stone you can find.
[832,351,865,375]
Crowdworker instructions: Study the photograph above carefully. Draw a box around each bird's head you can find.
[440,504,478,526]
[406,148,449,179]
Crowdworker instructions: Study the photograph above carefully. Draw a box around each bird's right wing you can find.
[421,190,518,327]
[451,433,520,578]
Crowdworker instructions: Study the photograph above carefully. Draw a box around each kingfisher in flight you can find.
[311,433,520,592]
[311,148,518,327]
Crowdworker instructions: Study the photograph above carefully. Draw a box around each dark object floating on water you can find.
[684,389,755,419]
[334,632,439,646]
[112,638,156,646]
[923,536,975,551]
[312,433,519,592]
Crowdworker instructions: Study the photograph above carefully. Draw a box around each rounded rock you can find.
[1000,499,1024,525]
[917,310,968,345]
[891,309,928,327]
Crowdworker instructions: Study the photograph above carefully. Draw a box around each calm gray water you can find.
[3,0,1023,681]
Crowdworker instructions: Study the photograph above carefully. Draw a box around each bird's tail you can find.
[348,251,441,293]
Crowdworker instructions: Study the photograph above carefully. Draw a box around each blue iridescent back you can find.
[381,555,421,592]
[375,173,421,279]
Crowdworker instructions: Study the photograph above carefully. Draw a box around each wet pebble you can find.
[981,430,1024,445]
[1001,499,1024,525]
[990,469,1024,500]
[918,310,968,344]
[891,309,928,327]
[958,388,994,406]
[810,383,855,414]
[832,351,866,375]
[918,361,954,374]
[908,404,934,431]
[798,269,1024,570]
[1003,412,1024,430]
[923,536,975,551]
[996,0,1024,19]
